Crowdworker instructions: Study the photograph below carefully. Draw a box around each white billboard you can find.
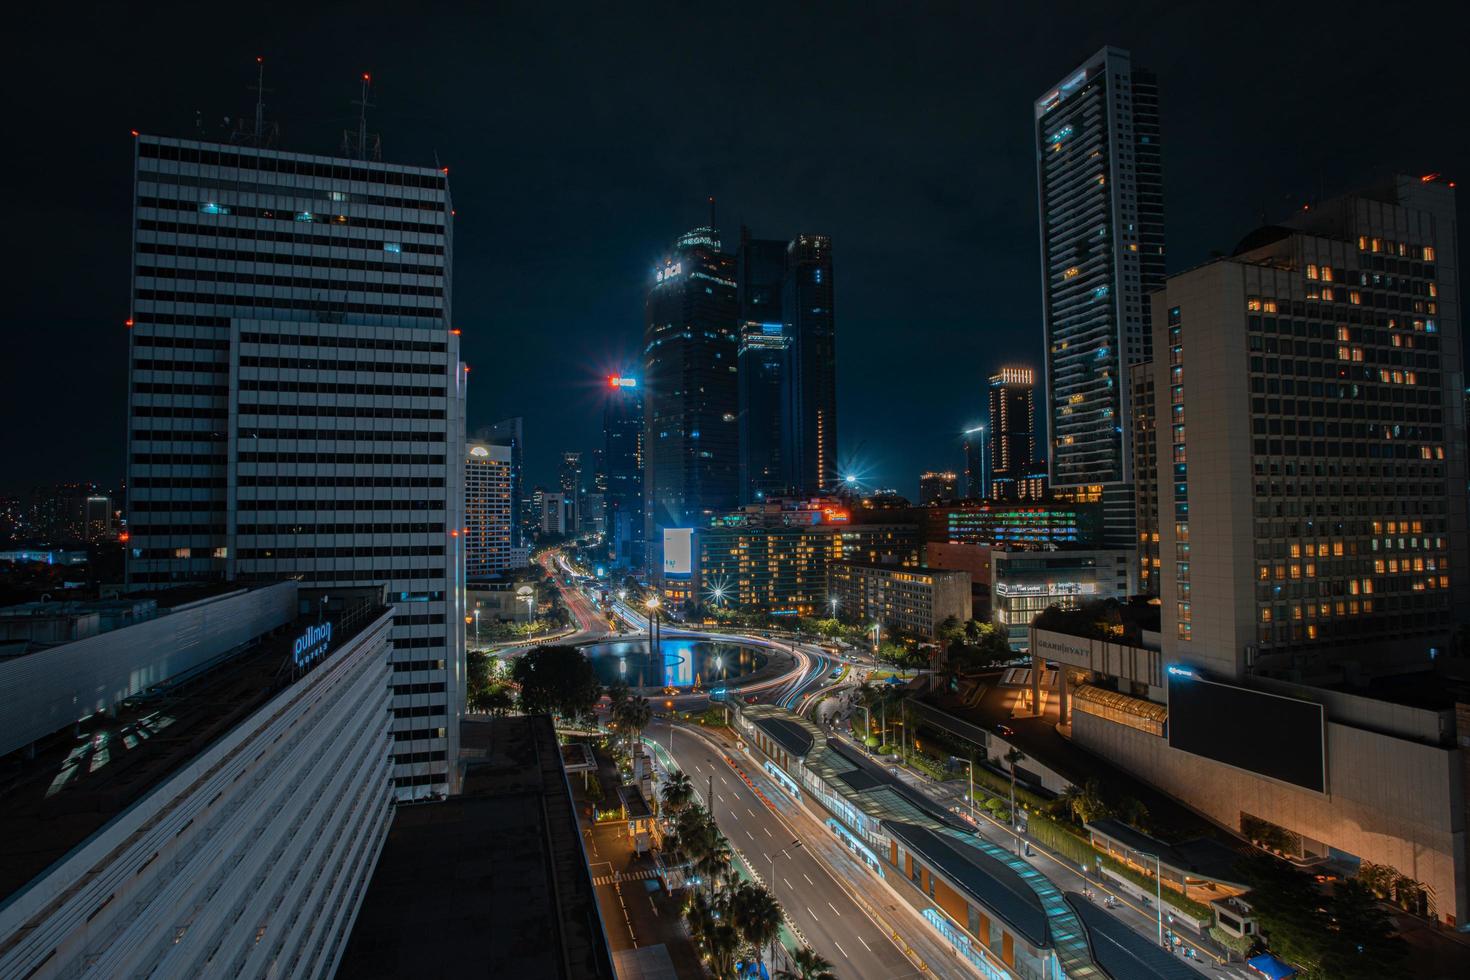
[662,528,693,578]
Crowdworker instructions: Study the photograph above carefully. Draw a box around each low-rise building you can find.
[991,548,1135,650]
[827,562,970,639]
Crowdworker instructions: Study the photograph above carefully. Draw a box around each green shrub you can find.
[1209,926,1253,957]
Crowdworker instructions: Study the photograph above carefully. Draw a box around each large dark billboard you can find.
[1166,666,1326,793]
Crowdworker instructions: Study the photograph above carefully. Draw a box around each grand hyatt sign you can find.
[1032,630,1092,663]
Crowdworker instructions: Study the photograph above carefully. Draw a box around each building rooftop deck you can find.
[336,715,613,979]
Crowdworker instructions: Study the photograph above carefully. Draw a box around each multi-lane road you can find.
[650,716,1008,979]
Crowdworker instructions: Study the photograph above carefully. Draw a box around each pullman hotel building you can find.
[125,134,467,799]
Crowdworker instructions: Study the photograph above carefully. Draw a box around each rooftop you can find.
[1066,894,1201,980]
[886,821,1048,946]
[1086,818,1249,886]
[750,714,816,758]
[0,595,386,904]
[336,715,613,979]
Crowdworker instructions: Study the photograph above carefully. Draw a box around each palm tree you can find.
[615,695,653,755]
[730,881,783,974]
[1004,747,1026,851]
[661,769,694,816]
[775,946,837,980]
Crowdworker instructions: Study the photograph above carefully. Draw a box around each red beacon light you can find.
[125,318,134,328]
[130,129,139,137]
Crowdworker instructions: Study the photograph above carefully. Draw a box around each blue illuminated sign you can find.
[1166,665,1194,679]
[293,622,333,669]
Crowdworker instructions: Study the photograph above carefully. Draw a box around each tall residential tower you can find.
[1035,46,1164,547]
[125,134,466,800]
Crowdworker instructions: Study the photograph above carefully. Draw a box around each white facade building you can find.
[466,443,513,578]
[125,135,465,799]
[0,591,395,979]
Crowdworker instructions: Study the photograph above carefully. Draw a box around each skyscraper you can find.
[737,232,795,502]
[988,367,1038,500]
[125,133,465,800]
[644,214,740,567]
[466,442,513,579]
[736,230,837,501]
[1150,174,1467,679]
[785,235,838,493]
[603,375,644,568]
[1036,46,1165,547]
[482,416,525,547]
[962,435,984,500]
[559,450,583,532]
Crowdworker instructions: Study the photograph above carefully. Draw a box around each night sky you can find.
[8,1,1468,498]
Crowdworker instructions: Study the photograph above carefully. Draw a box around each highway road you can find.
[652,718,989,979]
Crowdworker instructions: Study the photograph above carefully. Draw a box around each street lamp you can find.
[1141,851,1165,947]
[645,596,661,665]
[473,608,481,647]
[828,596,838,619]
[964,424,988,499]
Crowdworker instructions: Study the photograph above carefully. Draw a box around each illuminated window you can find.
[1320,266,1334,282]
[1262,300,1278,313]
[1336,326,1350,341]
[1423,246,1436,261]
[1357,235,1368,250]
[1307,624,1318,640]
[1349,291,1362,305]
[1247,298,1262,312]
[1321,287,1334,301]
[1306,264,1319,280]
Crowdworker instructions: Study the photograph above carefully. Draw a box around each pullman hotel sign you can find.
[293,622,333,670]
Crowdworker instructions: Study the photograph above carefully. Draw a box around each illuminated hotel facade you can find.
[987,367,1037,500]
[689,505,921,614]
[1035,46,1165,548]
[465,443,512,578]
[1152,175,1467,678]
[124,134,466,800]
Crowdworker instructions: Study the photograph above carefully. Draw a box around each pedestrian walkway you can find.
[591,868,661,886]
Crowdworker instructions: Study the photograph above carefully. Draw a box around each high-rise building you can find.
[483,417,525,547]
[736,230,837,503]
[918,471,959,505]
[988,367,1038,500]
[603,376,644,568]
[786,235,838,493]
[962,436,984,500]
[1035,46,1165,548]
[559,450,583,532]
[541,492,574,536]
[466,443,513,580]
[644,215,740,567]
[1130,361,1160,595]
[1151,175,1467,680]
[124,134,465,800]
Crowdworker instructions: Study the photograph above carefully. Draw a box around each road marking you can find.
[783,878,793,890]
[746,830,754,841]
[806,906,819,922]
[802,873,814,885]
[833,941,849,959]
[859,936,872,952]
[747,808,756,818]
[828,901,840,916]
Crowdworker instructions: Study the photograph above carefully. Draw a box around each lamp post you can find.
[645,595,661,666]
[473,608,481,647]
[1141,851,1164,946]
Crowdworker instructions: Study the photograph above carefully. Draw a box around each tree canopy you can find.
[509,645,601,720]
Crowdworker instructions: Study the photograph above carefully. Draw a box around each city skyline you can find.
[7,4,1470,497]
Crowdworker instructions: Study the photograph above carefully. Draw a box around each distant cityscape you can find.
[1,28,1467,980]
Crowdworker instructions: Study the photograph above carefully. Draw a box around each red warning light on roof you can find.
[363,73,371,81]
[125,318,134,328]
[130,129,139,137]
[450,328,462,335]
[1421,173,1441,183]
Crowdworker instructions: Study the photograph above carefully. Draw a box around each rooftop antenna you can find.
[343,73,381,161]
[252,56,266,139]
[231,57,278,147]
[708,195,716,231]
